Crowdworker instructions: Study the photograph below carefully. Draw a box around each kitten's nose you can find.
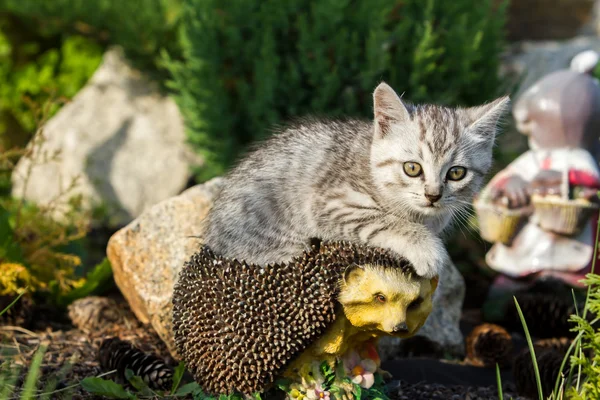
[425,193,442,203]
[392,322,409,333]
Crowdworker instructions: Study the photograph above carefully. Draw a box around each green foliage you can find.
[1,0,182,73]
[53,258,114,307]
[81,369,203,399]
[497,215,600,400]
[0,345,48,400]
[1,355,192,400]
[171,362,187,394]
[513,297,544,400]
[169,0,508,180]
[0,0,182,151]
[20,345,47,400]
[0,195,113,304]
[567,274,600,399]
[0,291,24,317]
[320,360,336,389]
[495,364,503,400]
[80,377,136,399]
[0,119,112,305]
[0,17,103,149]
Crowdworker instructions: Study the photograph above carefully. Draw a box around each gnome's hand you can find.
[529,170,562,197]
[574,187,600,203]
[490,175,529,208]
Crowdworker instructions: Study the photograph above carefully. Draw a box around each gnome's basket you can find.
[532,195,598,235]
[474,200,526,245]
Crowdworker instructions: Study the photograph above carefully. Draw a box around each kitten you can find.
[203,82,509,278]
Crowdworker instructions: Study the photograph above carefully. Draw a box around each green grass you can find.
[496,364,503,400]
[0,291,25,317]
[500,214,600,400]
[514,296,544,400]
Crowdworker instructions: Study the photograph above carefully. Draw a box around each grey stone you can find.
[11,47,201,225]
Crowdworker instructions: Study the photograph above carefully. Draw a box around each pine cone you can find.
[465,323,513,368]
[533,337,571,354]
[98,338,173,390]
[503,293,581,338]
[513,344,570,399]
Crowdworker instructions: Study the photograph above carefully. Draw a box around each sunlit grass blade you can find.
[0,363,21,400]
[514,296,543,400]
[583,215,600,320]
[20,344,47,400]
[0,291,25,317]
[496,363,503,400]
[572,289,580,318]
[569,217,600,394]
[556,289,584,396]
[554,330,583,396]
[40,358,74,400]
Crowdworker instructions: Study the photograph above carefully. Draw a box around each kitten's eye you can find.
[408,297,423,310]
[447,166,467,181]
[403,162,422,177]
[375,294,386,304]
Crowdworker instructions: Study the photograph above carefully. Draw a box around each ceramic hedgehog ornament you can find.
[172,241,437,396]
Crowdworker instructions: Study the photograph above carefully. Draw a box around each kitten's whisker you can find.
[447,204,482,241]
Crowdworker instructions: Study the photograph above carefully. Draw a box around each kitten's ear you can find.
[373,82,410,138]
[465,96,511,137]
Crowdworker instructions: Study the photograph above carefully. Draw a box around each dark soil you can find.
[387,380,526,400]
[0,294,172,399]
[1,289,556,400]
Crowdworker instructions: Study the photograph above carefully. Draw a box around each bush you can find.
[0,0,182,151]
[168,0,507,181]
[0,0,182,73]
[0,18,103,149]
[0,122,112,307]
[568,273,600,399]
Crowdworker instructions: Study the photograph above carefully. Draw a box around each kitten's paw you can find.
[403,239,447,278]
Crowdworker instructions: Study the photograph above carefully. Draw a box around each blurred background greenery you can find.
[0,0,508,306]
[0,0,506,179]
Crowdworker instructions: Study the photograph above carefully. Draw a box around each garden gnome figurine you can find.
[476,50,600,287]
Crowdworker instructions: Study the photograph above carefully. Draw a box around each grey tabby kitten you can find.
[203,83,509,278]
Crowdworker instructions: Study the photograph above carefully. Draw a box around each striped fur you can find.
[203,83,509,278]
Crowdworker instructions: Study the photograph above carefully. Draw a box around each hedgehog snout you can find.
[391,321,409,333]
[381,313,408,334]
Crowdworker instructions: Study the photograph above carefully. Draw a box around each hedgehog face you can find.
[337,264,437,337]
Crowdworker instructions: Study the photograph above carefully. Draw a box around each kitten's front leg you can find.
[368,222,448,278]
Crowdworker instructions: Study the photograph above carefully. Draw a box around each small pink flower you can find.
[343,350,377,389]
[306,388,330,400]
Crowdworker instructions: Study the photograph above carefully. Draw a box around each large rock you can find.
[108,177,465,359]
[11,47,201,225]
[107,178,223,356]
